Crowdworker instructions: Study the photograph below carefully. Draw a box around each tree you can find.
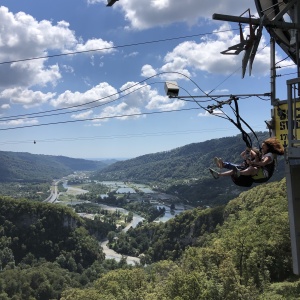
[107,231,116,243]
[127,212,133,223]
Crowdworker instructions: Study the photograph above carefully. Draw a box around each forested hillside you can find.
[0,197,116,299]
[0,179,298,299]
[0,151,108,182]
[61,179,299,299]
[93,132,285,206]
[0,197,107,266]
[94,132,270,181]
[109,205,225,263]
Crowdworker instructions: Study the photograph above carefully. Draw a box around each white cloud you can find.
[0,6,115,98]
[61,65,75,73]
[0,118,38,126]
[159,24,244,76]
[50,82,119,108]
[140,23,291,80]
[71,110,93,119]
[0,88,55,108]
[198,109,223,117]
[0,7,76,89]
[80,81,187,125]
[1,1,294,129]
[215,89,229,93]
[72,38,115,55]
[87,0,103,4]
[141,64,157,78]
[125,51,139,58]
[1,104,10,110]
[119,82,152,107]
[146,96,184,111]
[92,102,143,125]
[119,81,183,111]
[115,0,257,30]
[151,0,169,10]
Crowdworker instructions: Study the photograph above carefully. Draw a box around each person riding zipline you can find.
[214,147,260,171]
[209,137,284,184]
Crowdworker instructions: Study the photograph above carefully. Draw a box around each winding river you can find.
[99,211,144,265]
[60,181,184,265]
[99,206,183,265]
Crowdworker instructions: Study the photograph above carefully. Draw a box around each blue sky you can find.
[0,0,295,159]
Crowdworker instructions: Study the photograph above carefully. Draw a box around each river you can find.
[98,206,145,265]
[60,181,185,265]
[99,205,183,265]
[155,204,184,222]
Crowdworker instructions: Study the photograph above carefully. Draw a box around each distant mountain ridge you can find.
[93,131,274,181]
[0,151,108,182]
[93,131,285,206]
[0,132,285,206]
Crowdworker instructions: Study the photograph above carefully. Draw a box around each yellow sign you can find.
[274,102,300,147]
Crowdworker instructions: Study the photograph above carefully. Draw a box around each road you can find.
[100,213,144,265]
[45,179,143,264]
[100,239,140,265]
[44,181,58,203]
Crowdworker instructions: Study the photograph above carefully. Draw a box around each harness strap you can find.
[232,97,261,151]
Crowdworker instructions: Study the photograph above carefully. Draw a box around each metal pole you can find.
[295,1,300,97]
[287,80,293,146]
[296,2,300,79]
[170,93,271,99]
[270,37,276,106]
[212,13,300,30]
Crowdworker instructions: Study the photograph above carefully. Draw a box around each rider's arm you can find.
[251,154,272,167]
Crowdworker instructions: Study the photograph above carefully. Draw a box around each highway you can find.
[44,181,58,203]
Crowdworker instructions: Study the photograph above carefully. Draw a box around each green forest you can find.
[0,132,296,299]
[0,179,299,299]
[61,179,299,299]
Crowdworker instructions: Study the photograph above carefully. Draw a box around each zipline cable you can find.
[0,29,239,66]
[0,126,265,146]
[0,71,270,146]
[0,107,202,131]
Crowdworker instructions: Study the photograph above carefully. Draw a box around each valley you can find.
[0,133,293,299]
[53,172,189,223]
